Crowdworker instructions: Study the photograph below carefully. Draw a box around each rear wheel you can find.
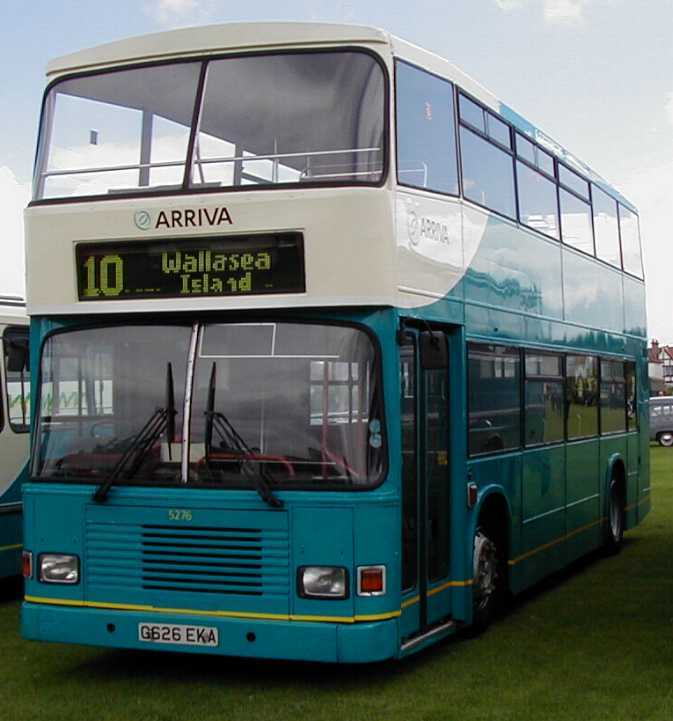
[471,528,503,632]
[605,478,625,554]
[657,432,673,447]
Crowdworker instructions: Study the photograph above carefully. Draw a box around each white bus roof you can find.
[44,21,634,210]
[46,22,389,76]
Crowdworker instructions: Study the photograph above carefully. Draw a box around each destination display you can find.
[76,233,305,300]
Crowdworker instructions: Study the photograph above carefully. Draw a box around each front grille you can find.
[85,519,289,598]
[141,525,265,594]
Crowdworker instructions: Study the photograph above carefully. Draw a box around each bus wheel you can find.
[472,528,502,632]
[605,478,625,554]
[657,432,673,447]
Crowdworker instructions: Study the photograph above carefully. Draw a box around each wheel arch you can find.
[605,452,626,509]
[468,485,513,571]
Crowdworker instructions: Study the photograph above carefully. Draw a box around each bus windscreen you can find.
[32,322,384,489]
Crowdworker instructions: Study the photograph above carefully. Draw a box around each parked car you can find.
[649,397,673,446]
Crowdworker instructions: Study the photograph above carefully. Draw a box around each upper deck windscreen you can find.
[34,50,386,200]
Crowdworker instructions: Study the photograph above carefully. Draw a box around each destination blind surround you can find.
[76,233,305,300]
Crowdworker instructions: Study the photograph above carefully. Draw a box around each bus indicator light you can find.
[357,566,386,596]
[22,551,32,579]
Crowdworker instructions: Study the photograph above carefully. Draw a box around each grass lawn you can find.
[1,448,671,721]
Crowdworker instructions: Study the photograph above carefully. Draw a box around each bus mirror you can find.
[7,340,29,373]
[420,331,448,370]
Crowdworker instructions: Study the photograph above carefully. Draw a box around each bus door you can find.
[399,327,452,642]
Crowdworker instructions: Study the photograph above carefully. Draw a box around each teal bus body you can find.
[22,24,649,662]
[22,291,649,661]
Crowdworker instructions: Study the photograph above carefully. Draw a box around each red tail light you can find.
[357,566,386,595]
[22,551,32,579]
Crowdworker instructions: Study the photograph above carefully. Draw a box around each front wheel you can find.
[657,432,673,447]
[471,528,504,632]
[604,478,625,554]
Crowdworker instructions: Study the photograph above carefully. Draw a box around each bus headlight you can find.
[298,566,347,599]
[39,554,80,584]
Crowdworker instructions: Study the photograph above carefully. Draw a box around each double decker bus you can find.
[22,23,648,661]
[0,298,30,580]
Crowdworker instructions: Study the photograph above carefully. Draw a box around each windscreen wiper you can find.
[93,363,177,503]
[204,362,283,509]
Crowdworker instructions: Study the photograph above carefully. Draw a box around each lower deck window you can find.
[468,344,521,455]
[524,352,564,446]
[600,359,626,434]
[566,355,598,439]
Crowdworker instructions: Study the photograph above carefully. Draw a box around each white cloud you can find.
[0,167,29,298]
[494,0,589,23]
[544,0,586,22]
[665,92,673,128]
[143,0,211,28]
[495,0,527,10]
[615,161,673,342]
[304,1,356,22]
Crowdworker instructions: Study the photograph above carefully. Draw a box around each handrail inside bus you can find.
[39,146,382,179]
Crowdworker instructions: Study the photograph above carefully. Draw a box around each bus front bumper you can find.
[21,601,400,663]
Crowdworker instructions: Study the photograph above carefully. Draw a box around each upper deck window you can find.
[193,52,384,189]
[592,185,621,268]
[460,126,516,219]
[516,160,559,240]
[619,205,644,278]
[515,133,554,178]
[558,164,589,200]
[34,51,385,200]
[560,189,594,255]
[35,63,201,199]
[395,61,458,195]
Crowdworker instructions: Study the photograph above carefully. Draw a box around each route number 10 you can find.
[82,255,124,297]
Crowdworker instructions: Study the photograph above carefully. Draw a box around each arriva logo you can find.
[407,208,420,246]
[133,207,233,231]
[134,210,152,230]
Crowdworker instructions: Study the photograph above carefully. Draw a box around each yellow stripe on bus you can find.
[626,493,650,512]
[23,595,401,624]
[427,578,474,597]
[0,544,22,553]
[399,579,473,611]
[513,493,652,566]
[509,518,605,566]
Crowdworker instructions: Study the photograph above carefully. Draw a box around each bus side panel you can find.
[459,207,564,321]
[626,433,640,529]
[566,439,601,563]
[520,445,566,586]
[563,251,624,336]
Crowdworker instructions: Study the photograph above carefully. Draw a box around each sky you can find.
[0,0,671,340]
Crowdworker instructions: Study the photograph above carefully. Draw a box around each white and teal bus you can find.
[22,23,648,661]
[0,297,30,580]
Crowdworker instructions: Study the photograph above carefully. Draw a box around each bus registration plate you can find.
[138,622,219,647]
